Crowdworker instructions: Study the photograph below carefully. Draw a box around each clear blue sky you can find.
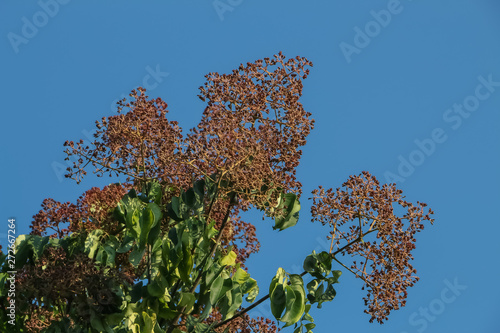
[1,1,499,332]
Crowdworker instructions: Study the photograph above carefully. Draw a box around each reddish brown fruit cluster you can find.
[188,52,314,211]
[28,53,316,333]
[17,247,127,332]
[31,183,129,237]
[311,171,434,323]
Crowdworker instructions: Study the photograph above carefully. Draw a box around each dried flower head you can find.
[31,183,129,237]
[187,52,314,211]
[311,171,434,323]
[17,247,127,332]
[61,53,315,264]
[63,87,188,188]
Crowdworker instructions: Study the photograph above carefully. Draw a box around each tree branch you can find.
[166,192,236,333]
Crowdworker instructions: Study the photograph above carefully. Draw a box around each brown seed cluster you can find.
[31,183,129,237]
[59,53,314,265]
[311,171,434,323]
[16,54,434,329]
[64,87,189,188]
[17,247,126,332]
[187,52,314,211]
[206,311,280,333]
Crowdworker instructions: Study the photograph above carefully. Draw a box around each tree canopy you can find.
[0,53,434,332]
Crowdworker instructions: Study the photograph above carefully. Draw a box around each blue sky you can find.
[1,1,500,332]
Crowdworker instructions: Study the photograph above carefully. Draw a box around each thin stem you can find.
[213,295,270,329]
[78,151,137,179]
[332,256,374,288]
[332,228,378,256]
[329,219,338,254]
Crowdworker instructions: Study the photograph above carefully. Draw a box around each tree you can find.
[0,53,434,332]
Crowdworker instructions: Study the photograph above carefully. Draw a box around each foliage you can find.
[0,53,434,332]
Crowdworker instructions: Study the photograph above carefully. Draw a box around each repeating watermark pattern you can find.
[50,64,169,183]
[400,278,467,333]
[7,0,71,54]
[109,64,170,112]
[212,0,243,21]
[339,0,411,64]
[6,218,17,326]
[384,74,500,183]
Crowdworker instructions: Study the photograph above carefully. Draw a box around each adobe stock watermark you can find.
[400,277,467,333]
[51,64,169,182]
[212,0,243,21]
[7,0,71,54]
[339,0,414,64]
[384,74,500,183]
[109,64,169,112]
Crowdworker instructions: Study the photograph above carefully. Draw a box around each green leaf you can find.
[281,275,306,327]
[303,251,333,279]
[224,288,243,319]
[303,255,317,273]
[147,279,165,298]
[0,273,8,297]
[30,235,50,261]
[103,244,116,267]
[168,197,182,221]
[245,281,259,303]
[114,199,128,225]
[280,285,297,326]
[220,250,237,267]
[204,174,218,201]
[329,270,342,284]
[142,311,155,333]
[85,229,104,259]
[143,181,162,204]
[129,246,146,267]
[178,245,193,284]
[13,235,32,267]
[273,193,301,231]
[305,323,316,332]
[182,188,196,208]
[269,269,287,319]
[90,313,106,332]
[231,267,259,302]
[193,178,205,203]
[117,235,135,253]
[147,215,163,246]
[232,267,250,284]
[204,220,218,240]
[306,276,338,308]
[139,206,155,246]
[147,203,163,227]
[210,276,233,305]
[302,304,314,322]
[126,208,142,237]
[179,292,196,313]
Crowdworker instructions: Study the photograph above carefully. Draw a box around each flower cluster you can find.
[206,311,280,333]
[311,171,434,323]
[60,53,314,265]
[187,52,314,211]
[64,87,188,188]
[31,183,129,237]
[17,247,126,332]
